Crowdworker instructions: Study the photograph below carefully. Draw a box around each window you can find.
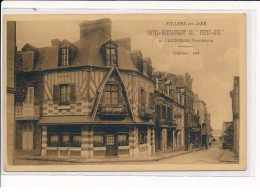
[155,105,161,119]
[138,131,147,144]
[137,56,143,73]
[106,134,115,145]
[93,134,105,147]
[23,51,34,70]
[53,84,76,105]
[60,48,70,66]
[167,107,172,123]
[148,93,154,108]
[104,84,119,105]
[162,106,166,120]
[60,84,70,105]
[139,89,146,106]
[105,43,117,66]
[24,87,34,105]
[118,133,129,146]
[71,135,82,147]
[48,135,59,147]
[47,127,81,147]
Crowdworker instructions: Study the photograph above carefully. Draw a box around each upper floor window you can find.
[23,51,34,70]
[104,84,119,105]
[101,41,118,66]
[105,43,117,66]
[60,48,70,66]
[139,89,146,106]
[162,105,166,120]
[137,56,143,73]
[53,84,76,105]
[148,93,154,108]
[60,84,70,105]
[24,87,34,105]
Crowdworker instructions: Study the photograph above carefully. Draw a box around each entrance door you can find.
[106,133,117,156]
[22,122,33,150]
[155,129,161,152]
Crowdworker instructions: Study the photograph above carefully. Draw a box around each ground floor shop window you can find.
[118,133,129,146]
[138,130,147,144]
[47,126,81,147]
[93,134,105,147]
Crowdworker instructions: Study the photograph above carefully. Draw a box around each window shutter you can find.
[70,84,76,103]
[53,85,59,103]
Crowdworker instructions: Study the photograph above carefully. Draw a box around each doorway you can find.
[22,121,33,150]
[106,133,117,156]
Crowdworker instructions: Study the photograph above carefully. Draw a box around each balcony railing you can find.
[97,104,128,116]
[15,105,40,120]
[138,106,154,119]
[168,119,177,126]
[158,118,177,126]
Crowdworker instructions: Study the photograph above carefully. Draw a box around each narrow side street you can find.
[152,140,224,164]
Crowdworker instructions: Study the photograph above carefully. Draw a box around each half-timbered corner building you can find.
[15,18,156,160]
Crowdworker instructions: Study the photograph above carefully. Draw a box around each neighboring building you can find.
[230,76,240,156]
[6,21,17,165]
[222,121,234,149]
[167,73,196,150]
[193,94,206,148]
[15,18,156,160]
[153,72,185,153]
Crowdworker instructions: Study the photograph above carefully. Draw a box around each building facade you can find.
[222,121,234,149]
[13,18,211,161]
[6,21,17,165]
[230,76,240,156]
[167,73,198,150]
[153,72,185,153]
[15,18,156,160]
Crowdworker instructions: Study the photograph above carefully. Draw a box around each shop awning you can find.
[38,116,93,125]
[38,116,155,125]
[93,116,155,125]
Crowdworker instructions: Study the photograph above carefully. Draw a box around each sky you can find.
[15,14,244,131]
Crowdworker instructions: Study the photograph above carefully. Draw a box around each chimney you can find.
[51,39,61,46]
[80,18,112,39]
[115,38,131,51]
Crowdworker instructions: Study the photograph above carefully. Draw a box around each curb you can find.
[16,148,206,164]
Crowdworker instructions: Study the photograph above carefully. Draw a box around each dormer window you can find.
[23,51,34,70]
[101,41,118,66]
[60,48,70,66]
[137,56,143,73]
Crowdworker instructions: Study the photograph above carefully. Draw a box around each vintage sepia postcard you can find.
[3,13,247,172]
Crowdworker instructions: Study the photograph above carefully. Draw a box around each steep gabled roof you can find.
[91,66,135,121]
[21,43,38,52]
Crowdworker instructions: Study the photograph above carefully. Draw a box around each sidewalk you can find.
[219,149,238,163]
[16,147,205,164]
